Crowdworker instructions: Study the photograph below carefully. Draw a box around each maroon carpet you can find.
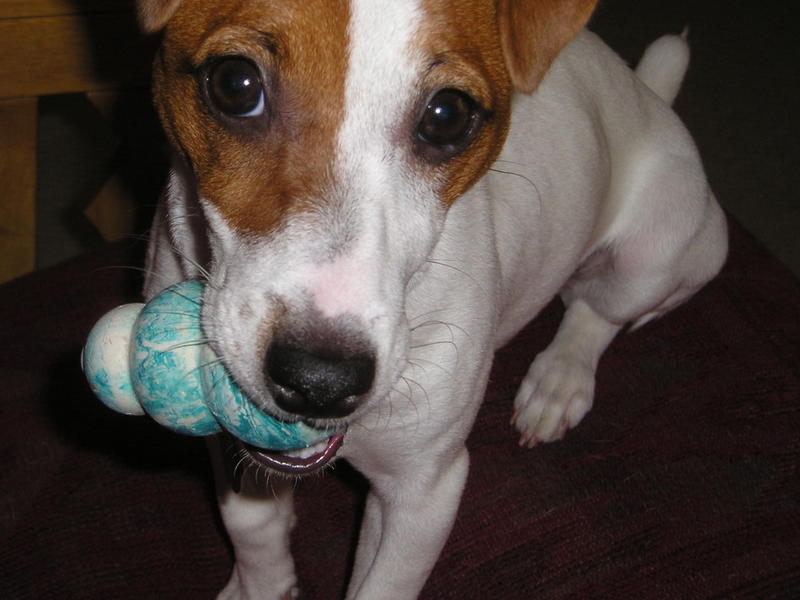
[1,220,798,599]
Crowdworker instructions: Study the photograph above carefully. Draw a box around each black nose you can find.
[265,341,375,419]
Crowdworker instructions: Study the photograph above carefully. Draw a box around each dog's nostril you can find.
[265,341,375,419]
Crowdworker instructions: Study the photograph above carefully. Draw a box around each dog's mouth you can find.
[244,433,345,476]
[224,432,345,491]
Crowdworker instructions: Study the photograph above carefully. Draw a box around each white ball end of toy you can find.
[83,303,146,415]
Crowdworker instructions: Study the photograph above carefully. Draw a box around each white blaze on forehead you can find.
[306,0,425,318]
[339,0,423,173]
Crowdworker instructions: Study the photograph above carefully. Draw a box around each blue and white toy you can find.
[82,280,335,450]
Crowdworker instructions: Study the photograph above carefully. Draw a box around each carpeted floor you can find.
[5,2,799,599]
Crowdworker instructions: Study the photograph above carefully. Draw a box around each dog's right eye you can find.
[204,57,265,118]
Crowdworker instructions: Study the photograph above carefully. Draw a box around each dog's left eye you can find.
[205,57,265,118]
[416,89,483,161]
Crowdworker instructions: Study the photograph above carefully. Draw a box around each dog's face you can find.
[142,0,594,462]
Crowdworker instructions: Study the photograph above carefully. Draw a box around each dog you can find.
[136,0,728,598]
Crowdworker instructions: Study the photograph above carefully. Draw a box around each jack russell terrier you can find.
[136,0,728,598]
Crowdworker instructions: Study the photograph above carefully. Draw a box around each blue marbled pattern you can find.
[83,303,145,416]
[200,345,329,449]
[84,280,335,450]
[131,280,221,436]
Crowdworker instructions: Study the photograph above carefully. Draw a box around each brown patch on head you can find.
[412,0,596,207]
[411,0,513,206]
[152,0,350,235]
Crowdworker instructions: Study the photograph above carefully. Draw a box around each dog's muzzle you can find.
[226,337,374,482]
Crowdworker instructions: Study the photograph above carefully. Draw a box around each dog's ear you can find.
[498,0,597,93]
[137,0,182,33]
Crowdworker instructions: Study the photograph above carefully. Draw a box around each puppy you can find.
[137,0,727,598]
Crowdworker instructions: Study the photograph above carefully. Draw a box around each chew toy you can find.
[82,280,334,450]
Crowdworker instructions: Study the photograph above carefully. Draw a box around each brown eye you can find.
[205,57,265,118]
[416,89,483,160]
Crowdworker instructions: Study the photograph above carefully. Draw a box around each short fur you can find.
[137,0,728,598]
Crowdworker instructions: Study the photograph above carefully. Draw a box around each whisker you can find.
[408,307,454,326]
[166,289,205,307]
[398,375,425,434]
[204,365,231,396]
[92,264,149,276]
[145,324,206,340]
[407,356,452,377]
[156,235,213,283]
[488,164,542,212]
[493,158,529,169]
[488,165,538,190]
[383,380,408,432]
[409,339,459,352]
[233,452,251,485]
[401,375,428,411]
[410,318,471,346]
[161,338,215,352]
[146,309,203,319]
[392,378,413,403]
[424,258,482,289]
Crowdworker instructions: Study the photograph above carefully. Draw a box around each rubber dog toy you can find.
[82,280,334,450]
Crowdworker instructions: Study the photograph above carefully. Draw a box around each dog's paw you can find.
[511,350,595,446]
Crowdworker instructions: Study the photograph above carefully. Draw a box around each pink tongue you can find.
[245,434,345,476]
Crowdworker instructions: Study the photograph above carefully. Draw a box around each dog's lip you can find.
[244,433,345,476]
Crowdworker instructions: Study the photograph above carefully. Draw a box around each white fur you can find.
[635,29,691,105]
[145,18,727,600]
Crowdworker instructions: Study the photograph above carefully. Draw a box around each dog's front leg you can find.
[338,193,500,599]
[346,447,470,600]
[208,438,299,600]
[513,299,621,445]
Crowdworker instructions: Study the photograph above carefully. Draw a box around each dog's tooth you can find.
[285,438,329,459]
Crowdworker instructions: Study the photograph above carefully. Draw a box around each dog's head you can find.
[139,0,595,454]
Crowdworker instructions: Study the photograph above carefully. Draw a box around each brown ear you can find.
[137,0,183,33]
[498,0,597,93]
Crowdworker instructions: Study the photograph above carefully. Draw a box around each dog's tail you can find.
[635,28,690,105]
